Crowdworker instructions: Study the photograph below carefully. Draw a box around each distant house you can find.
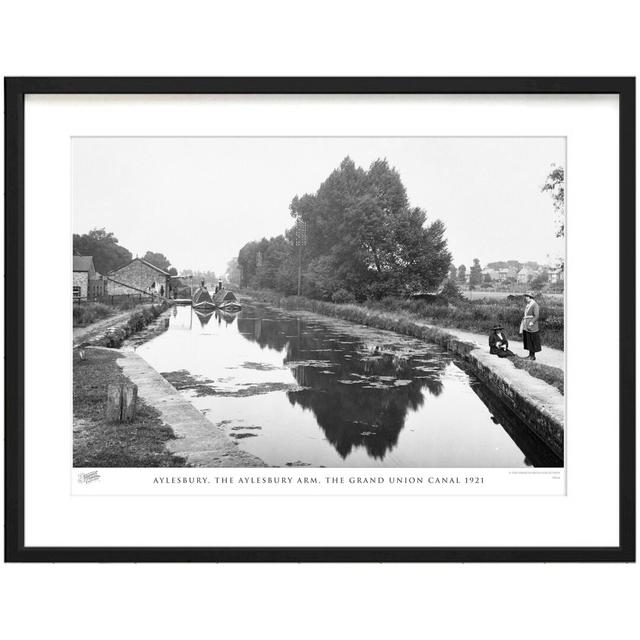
[516,266,537,284]
[108,258,170,296]
[481,268,499,281]
[548,266,565,284]
[495,266,518,281]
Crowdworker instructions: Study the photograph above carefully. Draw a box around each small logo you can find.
[78,470,101,484]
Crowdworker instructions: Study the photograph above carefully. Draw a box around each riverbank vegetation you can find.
[73,302,114,326]
[73,348,187,467]
[73,296,167,327]
[74,301,171,350]
[247,288,564,351]
[243,288,564,394]
[367,292,564,350]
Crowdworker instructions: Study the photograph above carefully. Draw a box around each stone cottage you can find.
[107,258,170,296]
[73,256,109,300]
[73,256,95,299]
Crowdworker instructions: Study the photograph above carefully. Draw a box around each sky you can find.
[72,137,565,276]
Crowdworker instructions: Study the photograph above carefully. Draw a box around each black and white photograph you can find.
[72,136,565,472]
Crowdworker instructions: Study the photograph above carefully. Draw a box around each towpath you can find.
[116,350,266,467]
[439,327,565,371]
[73,311,134,347]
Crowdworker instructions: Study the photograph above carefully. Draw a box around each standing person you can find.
[160,284,165,297]
[218,278,223,292]
[520,291,541,360]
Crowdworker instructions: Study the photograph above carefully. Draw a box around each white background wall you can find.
[1,2,638,639]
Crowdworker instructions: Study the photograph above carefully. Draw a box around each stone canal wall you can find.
[117,351,266,467]
[244,292,565,460]
[446,340,564,459]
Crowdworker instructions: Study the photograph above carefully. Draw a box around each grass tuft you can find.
[73,348,187,467]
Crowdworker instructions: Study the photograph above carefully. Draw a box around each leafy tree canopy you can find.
[73,228,132,274]
[542,164,565,238]
[142,251,172,272]
[469,258,483,286]
[239,157,452,300]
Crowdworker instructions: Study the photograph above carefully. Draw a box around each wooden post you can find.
[105,383,138,423]
[106,384,123,423]
[121,384,137,422]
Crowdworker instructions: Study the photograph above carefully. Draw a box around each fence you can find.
[73,293,159,306]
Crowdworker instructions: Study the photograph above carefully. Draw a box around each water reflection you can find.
[138,304,562,468]
[237,315,449,460]
[215,308,237,326]
[194,308,214,327]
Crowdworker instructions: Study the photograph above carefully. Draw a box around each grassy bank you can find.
[245,288,564,350]
[73,297,167,328]
[512,358,564,395]
[369,295,564,351]
[73,348,187,467]
[77,301,171,348]
[243,288,564,395]
[73,302,114,326]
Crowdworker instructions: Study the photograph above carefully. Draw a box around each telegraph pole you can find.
[295,217,307,297]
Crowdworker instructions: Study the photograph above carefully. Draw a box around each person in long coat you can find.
[489,324,515,358]
[520,291,542,360]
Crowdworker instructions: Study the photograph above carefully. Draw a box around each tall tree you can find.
[449,264,457,281]
[238,240,260,287]
[142,251,172,272]
[225,257,241,286]
[469,258,483,286]
[287,157,451,299]
[73,228,132,274]
[457,264,467,283]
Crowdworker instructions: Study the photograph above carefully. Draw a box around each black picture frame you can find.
[4,77,635,563]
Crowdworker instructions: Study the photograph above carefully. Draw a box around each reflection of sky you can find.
[138,304,535,468]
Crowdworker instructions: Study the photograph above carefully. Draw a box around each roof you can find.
[109,257,171,277]
[73,256,95,272]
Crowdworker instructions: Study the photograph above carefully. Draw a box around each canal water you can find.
[132,303,561,468]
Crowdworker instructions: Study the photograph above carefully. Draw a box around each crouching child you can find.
[489,325,515,358]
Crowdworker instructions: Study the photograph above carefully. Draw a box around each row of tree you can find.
[73,228,178,276]
[237,157,452,302]
[448,259,484,287]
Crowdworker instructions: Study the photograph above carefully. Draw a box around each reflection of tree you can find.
[236,309,451,460]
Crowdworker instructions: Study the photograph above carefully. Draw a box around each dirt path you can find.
[73,311,133,347]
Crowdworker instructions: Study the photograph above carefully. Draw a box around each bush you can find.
[73,303,112,326]
[440,279,464,302]
[244,287,564,350]
[331,288,356,304]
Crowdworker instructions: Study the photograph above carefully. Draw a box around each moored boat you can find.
[213,288,242,311]
[192,286,215,310]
